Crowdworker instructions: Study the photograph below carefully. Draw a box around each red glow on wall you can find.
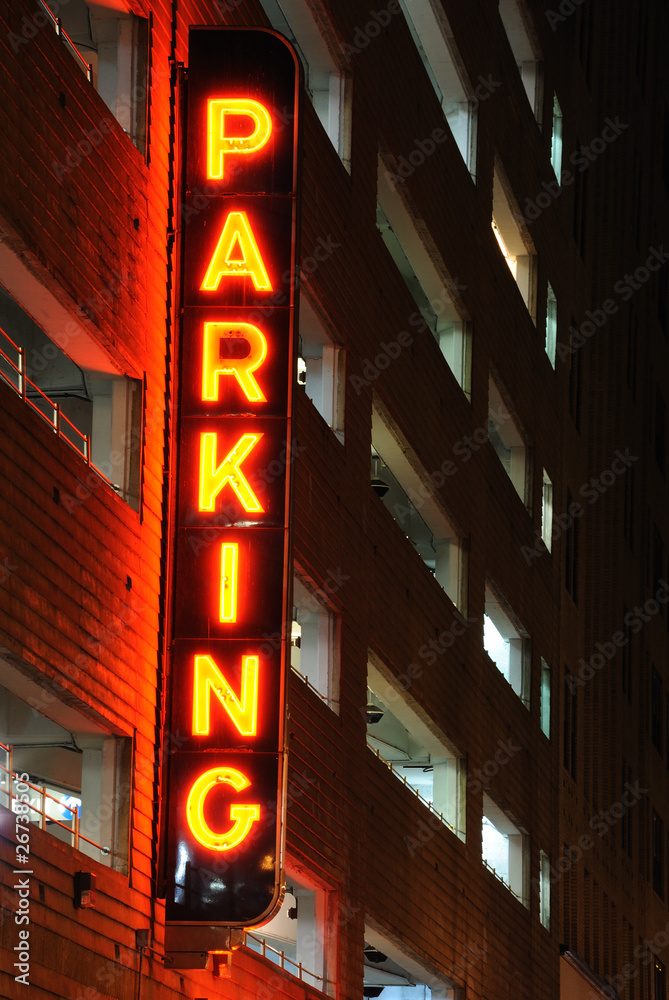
[161,27,300,934]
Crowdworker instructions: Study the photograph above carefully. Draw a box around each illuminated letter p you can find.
[208,99,272,180]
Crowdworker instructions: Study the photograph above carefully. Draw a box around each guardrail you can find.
[481,856,526,906]
[0,741,110,857]
[366,741,464,840]
[244,930,333,994]
[0,325,113,487]
[37,0,93,81]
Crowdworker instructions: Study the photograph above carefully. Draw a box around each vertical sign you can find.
[162,28,300,941]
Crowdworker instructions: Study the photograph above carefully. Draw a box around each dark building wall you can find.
[0,0,666,999]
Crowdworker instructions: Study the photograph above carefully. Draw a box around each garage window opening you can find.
[0,284,142,510]
[0,684,130,872]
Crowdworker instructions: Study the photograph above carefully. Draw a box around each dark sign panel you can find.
[161,27,300,940]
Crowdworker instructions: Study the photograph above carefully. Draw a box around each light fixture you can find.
[364,947,387,963]
[366,703,384,724]
[363,988,384,999]
[73,871,96,909]
[136,929,150,950]
[371,455,390,498]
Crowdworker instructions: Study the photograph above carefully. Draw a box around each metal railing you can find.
[481,856,526,906]
[0,325,111,486]
[244,931,334,994]
[367,741,465,840]
[290,664,340,710]
[0,742,110,857]
[37,0,93,81]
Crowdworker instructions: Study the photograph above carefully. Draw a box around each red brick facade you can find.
[0,0,667,998]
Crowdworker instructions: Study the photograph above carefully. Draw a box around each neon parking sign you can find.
[161,27,300,942]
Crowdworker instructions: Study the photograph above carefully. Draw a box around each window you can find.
[364,925,460,999]
[572,149,588,258]
[397,0,478,176]
[621,607,632,699]
[259,0,350,168]
[366,657,466,841]
[653,524,665,595]
[492,165,538,319]
[372,409,466,610]
[539,850,551,929]
[377,160,472,397]
[659,254,668,336]
[568,328,582,429]
[652,666,664,755]
[564,673,577,778]
[483,585,530,706]
[550,94,563,177]
[545,283,557,366]
[0,281,142,511]
[482,793,528,905]
[622,760,633,856]
[564,489,580,603]
[655,385,666,473]
[0,680,130,871]
[653,809,665,899]
[291,573,339,712]
[245,868,335,994]
[540,659,551,738]
[49,0,149,155]
[488,377,530,505]
[627,312,638,399]
[498,0,542,120]
[541,470,553,550]
[297,293,345,440]
[623,466,635,547]
[655,959,666,1000]
[0,273,142,508]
